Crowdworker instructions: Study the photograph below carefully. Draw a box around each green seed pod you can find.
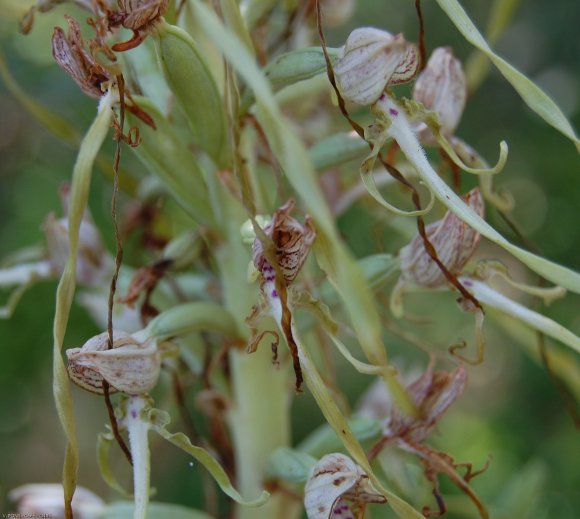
[154,22,228,165]
[309,132,368,171]
[145,302,239,340]
[264,47,340,91]
[126,96,214,225]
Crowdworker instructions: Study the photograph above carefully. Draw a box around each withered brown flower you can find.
[111,0,169,51]
[386,363,467,443]
[52,15,111,98]
[252,199,316,286]
[399,187,484,288]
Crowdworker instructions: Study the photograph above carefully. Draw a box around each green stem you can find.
[215,193,294,519]
[125,396,151,519]
[228,347,293,519]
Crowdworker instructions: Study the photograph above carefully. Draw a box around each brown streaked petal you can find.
[252,199,316,286]
[304,453,386,519]
[51,16,110,98]
[399,187,484,288]
[389,42,420,85]
[119,0,169,31]
[386,363,468,443]
[334,27,412,105]
[413,47,467,139]
[66,330,161,395]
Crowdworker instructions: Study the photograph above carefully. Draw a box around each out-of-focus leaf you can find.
[265,448,317,483]
[465,0,521,92]
[490,310,580,398]
[297,417,382,458]
[308,131,368,171]
[102,501,215,519]
[491,461,548,519]
[435,0,580,153]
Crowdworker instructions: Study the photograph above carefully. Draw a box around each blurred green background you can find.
[0,0,579,517]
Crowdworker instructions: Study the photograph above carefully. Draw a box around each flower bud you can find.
[304,453,386,519]
[252,200,316,286]
[52,15,110,98]
[334,27,418,105]
[9,483,104,519]
[42,185,110,286]
[66,330,161,395]
[399,187,484,288]
[412,47,467,140]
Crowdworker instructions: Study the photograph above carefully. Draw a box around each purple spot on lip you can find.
[463,279,473,287]
[389,108,398,116]
[379,93,386,101]
[131,410,137,419]
[271,289,278,298]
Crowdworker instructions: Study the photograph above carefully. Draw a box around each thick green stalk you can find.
[216,194,293,519]
[125,396,151,519]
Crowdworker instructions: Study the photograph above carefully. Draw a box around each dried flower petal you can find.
[399,187,484,288]
[66,330,161,395]
[52,15,110,98]
[9,483,104,519]
[118,0,168,31]
[412,47,467,141]
[304,453,386,519]
[252,199,316,286]
[334,27,418,105]
[387,363,467,442]
[111,0,169,51]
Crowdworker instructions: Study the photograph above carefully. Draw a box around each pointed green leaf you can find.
[149,408,269,507]
[435,0,580,152]
[52,90,116,518]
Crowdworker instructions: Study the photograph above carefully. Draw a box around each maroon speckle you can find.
[379,93,386,101]
[389,108,398,117]
[271,289,278,298]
